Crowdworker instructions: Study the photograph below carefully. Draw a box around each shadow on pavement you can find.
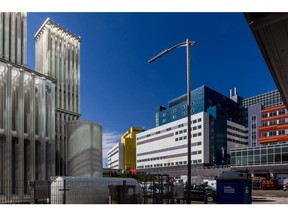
[252,197,275,203]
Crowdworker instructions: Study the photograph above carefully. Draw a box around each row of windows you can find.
[262,119,286,126]
[193,132,202,138]
[193,118,202,124]
[163,103,192,116]
[175,129,187,135]
[175,125,202,136]
[227,138,248,145]
[262,130,286,137]
[192,125,202,130]
[137,155,167,163]
[137,159,203,169]
[242,91,282,108]
[227,131,248,140]
[231,152,288,166]
[227,125,248,134]
[192,150,202,155]
[175,136,187,142]
[107,149,119,157]
[138,118,202,140]
[137,126,175,140]
[231,143,288,152]
[262,109,286,118]
[107,159,118,166]
[137,144,202,164]
[162,115,201,124]
[175,133,203,142]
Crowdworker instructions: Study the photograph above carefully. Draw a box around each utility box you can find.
[216,170,252,204]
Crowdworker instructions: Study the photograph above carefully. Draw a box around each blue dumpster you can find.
[216,170,252,204]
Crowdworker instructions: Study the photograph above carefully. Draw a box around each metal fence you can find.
[0,180,32,204]
[0,176,214,204]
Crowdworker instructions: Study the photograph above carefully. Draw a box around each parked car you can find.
[283,182,288,191]
[184,184,217,203]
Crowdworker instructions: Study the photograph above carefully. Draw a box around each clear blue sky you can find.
[26,12,276,166]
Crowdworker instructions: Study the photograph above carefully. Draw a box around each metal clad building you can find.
[34,18,81,175]
[0,12,56,202]
[0,13,27,65]
[0,58,56,202]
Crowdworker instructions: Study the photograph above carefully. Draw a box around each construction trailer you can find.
[50,176,143,204]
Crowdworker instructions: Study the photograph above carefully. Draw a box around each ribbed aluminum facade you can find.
[0,12,56,202]
[0,13,27,65]
[0,59,56,202]
[34,18,81,175]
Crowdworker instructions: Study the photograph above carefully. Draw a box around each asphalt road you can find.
[143,189,288,204]
[252,189,288,204]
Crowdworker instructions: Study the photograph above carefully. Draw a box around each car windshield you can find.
[203,184,216,191]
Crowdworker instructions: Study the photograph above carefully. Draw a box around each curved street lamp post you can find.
[148,39,196,204]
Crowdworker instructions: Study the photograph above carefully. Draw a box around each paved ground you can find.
[252,189,288,204]
[143,189,288,204]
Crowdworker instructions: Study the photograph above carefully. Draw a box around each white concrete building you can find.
[136,112,248,172]
[107,143,124,170]
[136,112,210,169]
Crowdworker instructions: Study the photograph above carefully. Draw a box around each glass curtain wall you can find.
[231,143,288,166]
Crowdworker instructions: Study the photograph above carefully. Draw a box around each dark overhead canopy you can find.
[245,13,288,108]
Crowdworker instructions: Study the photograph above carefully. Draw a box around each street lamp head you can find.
[148,40,196,64]
[189,41,196,45]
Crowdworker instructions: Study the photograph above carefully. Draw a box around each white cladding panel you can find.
[136,112,209,169]
[107,143,124,169]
